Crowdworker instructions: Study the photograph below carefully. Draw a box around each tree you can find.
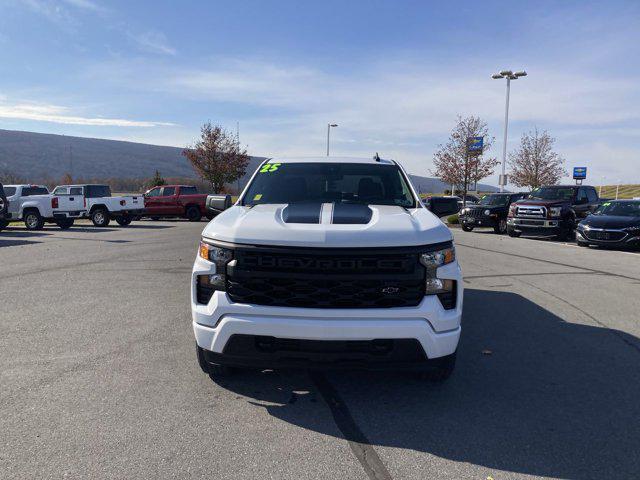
[60,173,73,185]
[183,122,250,193]
[508,128,566,189]
[147,170,166,188]
[431,115,499,202]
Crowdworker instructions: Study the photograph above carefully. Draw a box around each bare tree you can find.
[60,173,73,185]
[431,115,499,202]
[183,122,250,193]
[508,128,566,189]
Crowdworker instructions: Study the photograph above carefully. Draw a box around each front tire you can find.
[115,215,132,226]
[419,352,456,382]
[0,219,8,232]
[24,210,44,230]
[461,225,474,232]
[507,227,521,237]
[56,218,74,230]
[91,208,110,227]
[494,218,508,234]
[186,206,202,222]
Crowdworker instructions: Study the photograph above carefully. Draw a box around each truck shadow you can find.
[211,288,640,479]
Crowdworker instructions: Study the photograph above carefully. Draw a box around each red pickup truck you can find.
[143,185,211,221]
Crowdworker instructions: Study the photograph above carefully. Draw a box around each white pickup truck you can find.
[192,156,463,381]
[53,184,145,227]
[3,184,86,230]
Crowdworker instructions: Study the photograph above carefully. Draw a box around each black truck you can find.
[459,192,528,234]
[507,185,601,240]
[0,183,8,232]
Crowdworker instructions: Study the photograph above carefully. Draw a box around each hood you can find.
[514,198,569,207]
[202,203,452,248]
[580,214,640,230]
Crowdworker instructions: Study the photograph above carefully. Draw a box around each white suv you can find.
[191,157,463,380]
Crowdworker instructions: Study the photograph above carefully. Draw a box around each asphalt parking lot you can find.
[1,222,639,480]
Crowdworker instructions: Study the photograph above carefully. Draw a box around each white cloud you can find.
[0,101,174,127]
[76,55,640,183]
[130,30,176,56]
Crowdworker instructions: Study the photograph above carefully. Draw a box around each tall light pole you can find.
[326,123,338,156]
[492,69,527,192]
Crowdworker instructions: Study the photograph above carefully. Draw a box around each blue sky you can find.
[1,0,639,185]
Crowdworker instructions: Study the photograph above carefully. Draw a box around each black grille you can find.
[466,208,484,218]
[224,244,444,309]
[583,230,626,241]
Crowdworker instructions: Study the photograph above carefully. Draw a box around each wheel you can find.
[557,227,574,241]
[55,218,74,230]
[150,216,160,221]
[461,225,474,232]
[115,215,132,226]
[419,352,456,382]
[0,219,8,232]
[186,205,202,222]
[494,218,508,234]
[507,228,521,238]
[91,208,110,227]
[24,210,45,230]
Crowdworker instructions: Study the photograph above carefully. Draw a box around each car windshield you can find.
[479,194,509,206]
[529,187,575,200]
[242,162,416,207]
[594,201,640,217]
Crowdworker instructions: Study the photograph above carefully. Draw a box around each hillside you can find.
[0,128,498,193]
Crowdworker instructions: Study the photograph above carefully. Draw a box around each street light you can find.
[492,69,527,192]
[326,123,338,156]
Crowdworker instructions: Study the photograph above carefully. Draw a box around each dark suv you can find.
[459,192,528,234]
[507,185,601,240]
[0,183,8,231]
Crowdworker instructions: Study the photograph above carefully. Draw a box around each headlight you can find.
[548,207,562,217]
[197,241,233,294]
[199,241,233,267]
[484,209,491,216]
[508,205,516,216]
[419,246,455,269]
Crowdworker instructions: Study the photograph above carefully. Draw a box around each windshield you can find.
[479,194,509,206]
[594,201,640,217]
[529,187,575,201]
[242,162,417,207]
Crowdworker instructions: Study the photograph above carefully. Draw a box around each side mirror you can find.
[206,194,232,213]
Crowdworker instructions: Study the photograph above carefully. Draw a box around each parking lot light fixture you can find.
[326,123,338,156]
[492,68,527,192]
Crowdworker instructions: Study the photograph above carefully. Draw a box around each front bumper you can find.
[577,229,640,248]
[191,255,463,367]
[460,214,498,228]
[507,217,563,236]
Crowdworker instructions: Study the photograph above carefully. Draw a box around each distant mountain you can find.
[0,129,498,193]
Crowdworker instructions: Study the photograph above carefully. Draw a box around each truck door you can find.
[144,187,162,214]
[159,186,178,215]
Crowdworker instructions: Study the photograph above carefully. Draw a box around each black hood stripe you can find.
[282,202,374,225]
[331,203,373,224]
[282,202,322,224]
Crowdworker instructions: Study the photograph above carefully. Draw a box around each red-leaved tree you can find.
[431,116,499,201]
[183,122,250,193]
